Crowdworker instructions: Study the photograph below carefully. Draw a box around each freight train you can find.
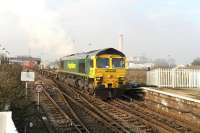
[56,48,127,98]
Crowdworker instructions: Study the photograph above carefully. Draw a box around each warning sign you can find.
[35,85,43,93]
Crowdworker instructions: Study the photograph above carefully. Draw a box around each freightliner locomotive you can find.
[57,48,127,98]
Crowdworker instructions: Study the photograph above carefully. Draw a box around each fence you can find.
[147,68,200,88]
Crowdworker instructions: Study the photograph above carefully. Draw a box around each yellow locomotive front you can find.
[88,48,127,97]
[94,54,127,88]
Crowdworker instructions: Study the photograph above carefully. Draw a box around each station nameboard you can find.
[21,72,35,82]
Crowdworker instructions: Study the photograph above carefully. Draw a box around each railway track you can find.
[41,77,129,133]
[55,80,160,133]
[121,88,200,132]
[141,88,200,130]
[62,92,127,133]
[45,88,92,133]
[138,99,200,132]
[55,79,200,133]
[54,81,130,133]
[39,72,200,133]
[40,88,73,132]
[110,99,199,133]
[37,76,90,133]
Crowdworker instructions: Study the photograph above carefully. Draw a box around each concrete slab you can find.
[0,112,18,133]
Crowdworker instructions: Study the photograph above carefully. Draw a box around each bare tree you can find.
[154,58,176,68]
[0,64,23,110]
[191,57,200,66]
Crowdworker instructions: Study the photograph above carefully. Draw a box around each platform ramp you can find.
[0,112,18,133]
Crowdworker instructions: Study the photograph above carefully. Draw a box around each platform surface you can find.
[158,88,200,100]
[141,87,200,104]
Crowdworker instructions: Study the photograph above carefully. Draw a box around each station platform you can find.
[141,87,200,104]
[139,87,200,129]
[157,88,200,100]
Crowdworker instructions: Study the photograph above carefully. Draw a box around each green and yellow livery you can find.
[58,48,127,98]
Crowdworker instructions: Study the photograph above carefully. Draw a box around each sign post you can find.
[35,84,43,105]
[37,92,40,106]
[35,81,44,111]
[21,71,35,98]
[25,82,28,98]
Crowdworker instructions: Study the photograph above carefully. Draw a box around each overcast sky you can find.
[0,0,200,64]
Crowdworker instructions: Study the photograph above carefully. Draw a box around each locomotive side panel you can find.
[63,60,79,73]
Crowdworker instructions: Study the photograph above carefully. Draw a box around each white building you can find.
[128,56,154,69]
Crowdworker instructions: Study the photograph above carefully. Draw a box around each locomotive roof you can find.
[60,48,125,60]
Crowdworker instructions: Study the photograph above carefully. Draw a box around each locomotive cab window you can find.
[96,58,109,68]
[112,58,125,68]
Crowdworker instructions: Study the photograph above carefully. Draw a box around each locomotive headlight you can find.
[119,77,125,81]
[96,77,103,81]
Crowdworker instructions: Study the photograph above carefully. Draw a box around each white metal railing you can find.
[147,68,200,88]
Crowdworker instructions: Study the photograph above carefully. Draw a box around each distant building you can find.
[128,56,177,69]
[129,56,152,64]
[9,56,41,64]
[128,56,154,69]
[9,56,41,69]
[153,58,176,68]
[128,62,155,69]
[175,64,186,69]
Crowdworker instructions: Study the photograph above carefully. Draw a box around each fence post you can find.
[146,68,200,88]
[172,68,175,88]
